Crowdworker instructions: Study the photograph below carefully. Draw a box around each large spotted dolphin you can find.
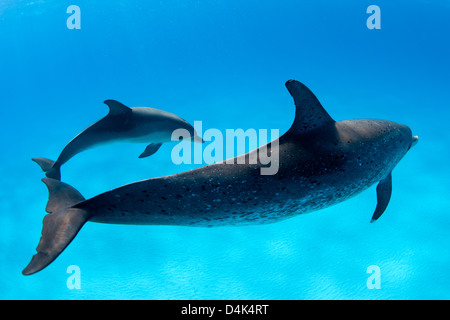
[23,80,418,275]
[33,100,203,181]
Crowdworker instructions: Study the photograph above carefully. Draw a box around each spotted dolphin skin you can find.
[23,80,418,275]
[33,100,203,181]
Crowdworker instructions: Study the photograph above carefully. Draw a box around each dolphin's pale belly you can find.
[124,130,173,144]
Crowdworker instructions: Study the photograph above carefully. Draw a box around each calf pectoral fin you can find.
[370,172,392,223]
[139,143,163,158]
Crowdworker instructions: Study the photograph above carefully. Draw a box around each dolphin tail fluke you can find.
[32,157,61,181]
[22,178,90,275]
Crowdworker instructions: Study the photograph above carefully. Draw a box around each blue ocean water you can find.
[1,0,449,299]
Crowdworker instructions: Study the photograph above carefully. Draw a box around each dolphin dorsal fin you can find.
[103,100,132,117]
[285,80,334,134]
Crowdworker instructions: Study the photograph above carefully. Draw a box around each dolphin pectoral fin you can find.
[139,143,163,158]
[22,179,90,275]
[370,172,393,223]
[32,157,61,181]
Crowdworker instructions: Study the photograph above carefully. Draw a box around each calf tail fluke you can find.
[22,178,90,275]
[32,157,61,181]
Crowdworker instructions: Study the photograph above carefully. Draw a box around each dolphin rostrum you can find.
[23,80,418,275]
[33,100,203,181]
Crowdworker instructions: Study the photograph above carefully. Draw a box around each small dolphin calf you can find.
[33,100,203,180]
[23,80,418,275]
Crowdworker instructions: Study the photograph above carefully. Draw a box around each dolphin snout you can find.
[194,135,205,143]
[409,135,419,150]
